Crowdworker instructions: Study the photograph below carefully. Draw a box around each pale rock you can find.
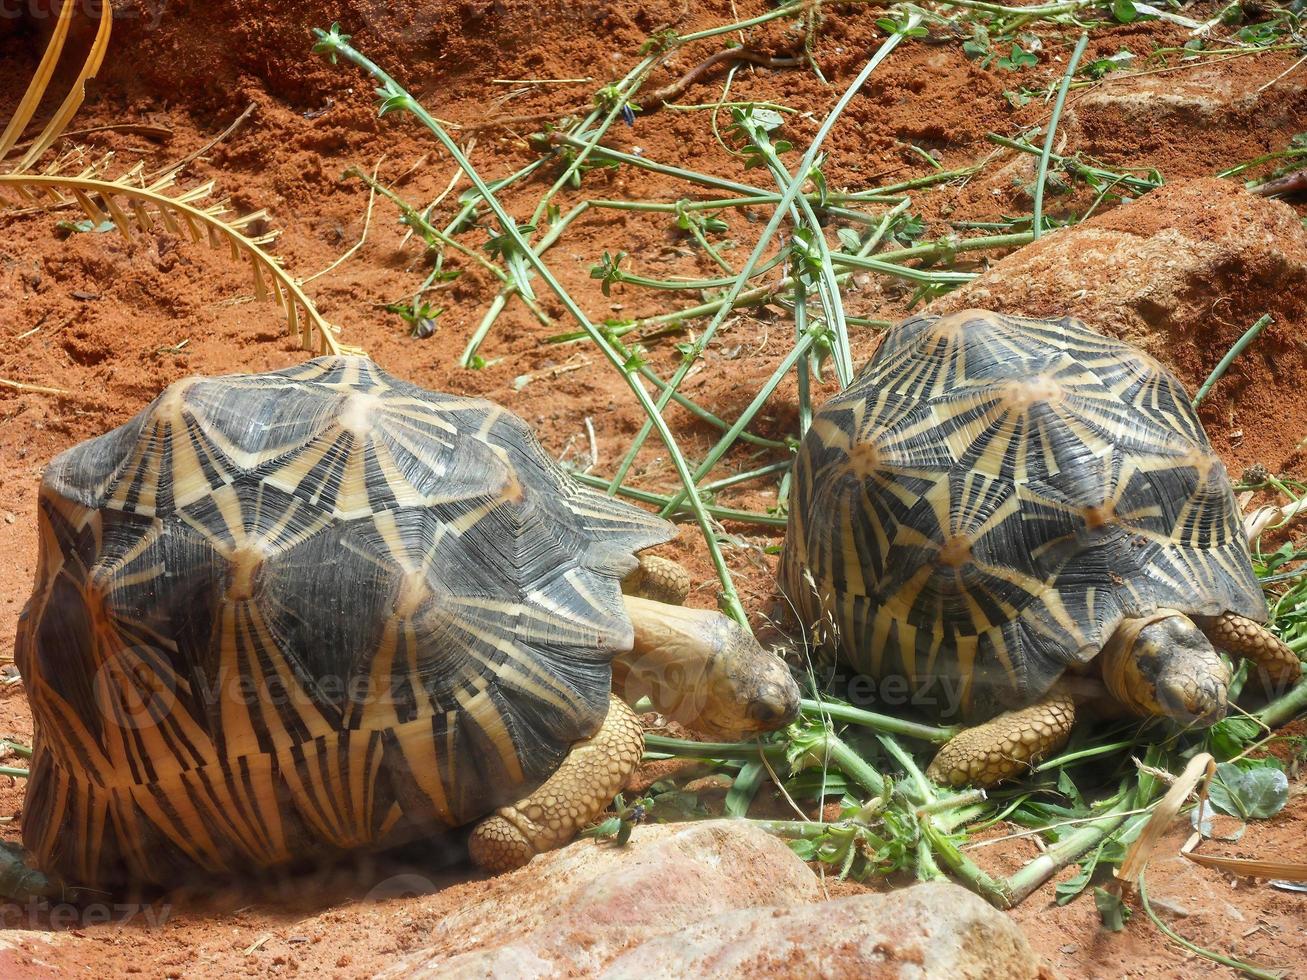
[600,881,1041,980]
[382,821,1042,979]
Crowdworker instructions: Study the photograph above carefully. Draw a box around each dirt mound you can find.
[930,178,1307,470]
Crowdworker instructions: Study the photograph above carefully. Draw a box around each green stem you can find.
[644,733,785,761]
[824,733,888,799]
[660,327,821,515]
[569,470,788,526]
[748,818,829,838]
[1139,871,1280,979]
[800,698,958,744]
[932,0,1092,15]
[702,459,791,492]
[607,20,921,495]
[1192,314,1273,407]
[834,252,975,284]
[1255,672,1307,728]
[1000,789,1140,907]
[988,133,1162,194]
[1033,738,1140,772]
[638,366,790,450]
[318,30,750,623]
[1033,32,1089,239]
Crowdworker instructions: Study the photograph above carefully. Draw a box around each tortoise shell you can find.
[16,356,672,887]
[781,310,1264,719]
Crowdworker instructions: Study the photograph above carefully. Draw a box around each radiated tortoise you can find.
[16,355,800,891]
[781,310,1301,787]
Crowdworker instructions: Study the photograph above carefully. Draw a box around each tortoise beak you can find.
[747,680,801,730]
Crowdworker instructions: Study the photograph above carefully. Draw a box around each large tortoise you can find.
[781,310,1302,787]
[16,355,799,890]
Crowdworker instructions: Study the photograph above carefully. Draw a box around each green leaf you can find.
[746,107,786,133]
[726,761,767,818]
[1111,0,1138,23]
[310,23,352,63]
[997,45,1037,71]
[1056,843,1104,905]
[1208,761,1289,820]
[1094,887,1130,930]
[788,837,820,861]
[1205,716,1260,759]
[1057,768,1087,810]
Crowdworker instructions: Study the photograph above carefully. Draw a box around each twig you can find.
[643,50,804,111]
[1252,168,1307,198]
[0,377,71,396]
[303,155,383,284]
[149,102,257,182]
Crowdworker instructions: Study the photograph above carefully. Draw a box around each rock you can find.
[929,178,1307,468]
[382,820,819,978]
[1061,62,1307,177]
[385,823,1042,979]
[600,881,1041,980]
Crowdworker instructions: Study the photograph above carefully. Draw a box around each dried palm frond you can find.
[2,0,361,359]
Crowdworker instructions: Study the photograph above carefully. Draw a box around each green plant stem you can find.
[867,165,982,196]
[644,733,786,761]
[1033,738,1140,772]
[0,767,29,778]
[823,733,888,799]
[801,699,958,744]
[988,133,1162,194]
[833,251,976,284]
[606,20,921,495]
[1139,871,1280,979]
[932,0,1092,15]
[589,190,902,215]
[569,470,788,526]
[1218,145,1307,181]
[1000,789,1140,907]
[659,326,822,515]
[637,366,789,450]
[1255,672,1307,728]
[1033,32,1089,239]
[609,253,787,291]
[319,31,751,623]
[551,133,774,198]
[701,459,791,492]
[1192,314,1273,407]
[743,118,853,385]
[748,818,829,838]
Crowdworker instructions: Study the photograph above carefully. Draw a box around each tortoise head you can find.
[614,596,801,740]
[1099,611,1229,727]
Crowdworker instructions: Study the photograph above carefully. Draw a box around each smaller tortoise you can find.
[782,310,1302,787]
[16,356,800,892]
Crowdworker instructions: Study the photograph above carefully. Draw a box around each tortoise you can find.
[781,310,1302,787]
[15,355,800,891]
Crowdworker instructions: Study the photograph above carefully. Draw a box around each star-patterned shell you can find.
[781,310,1264,719]
[17,356,672,887]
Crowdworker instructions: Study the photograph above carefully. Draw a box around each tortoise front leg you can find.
[621,554,691,606]
[1195,613,1303,688]
[468,696,643,873]
[926,689,1076,788]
